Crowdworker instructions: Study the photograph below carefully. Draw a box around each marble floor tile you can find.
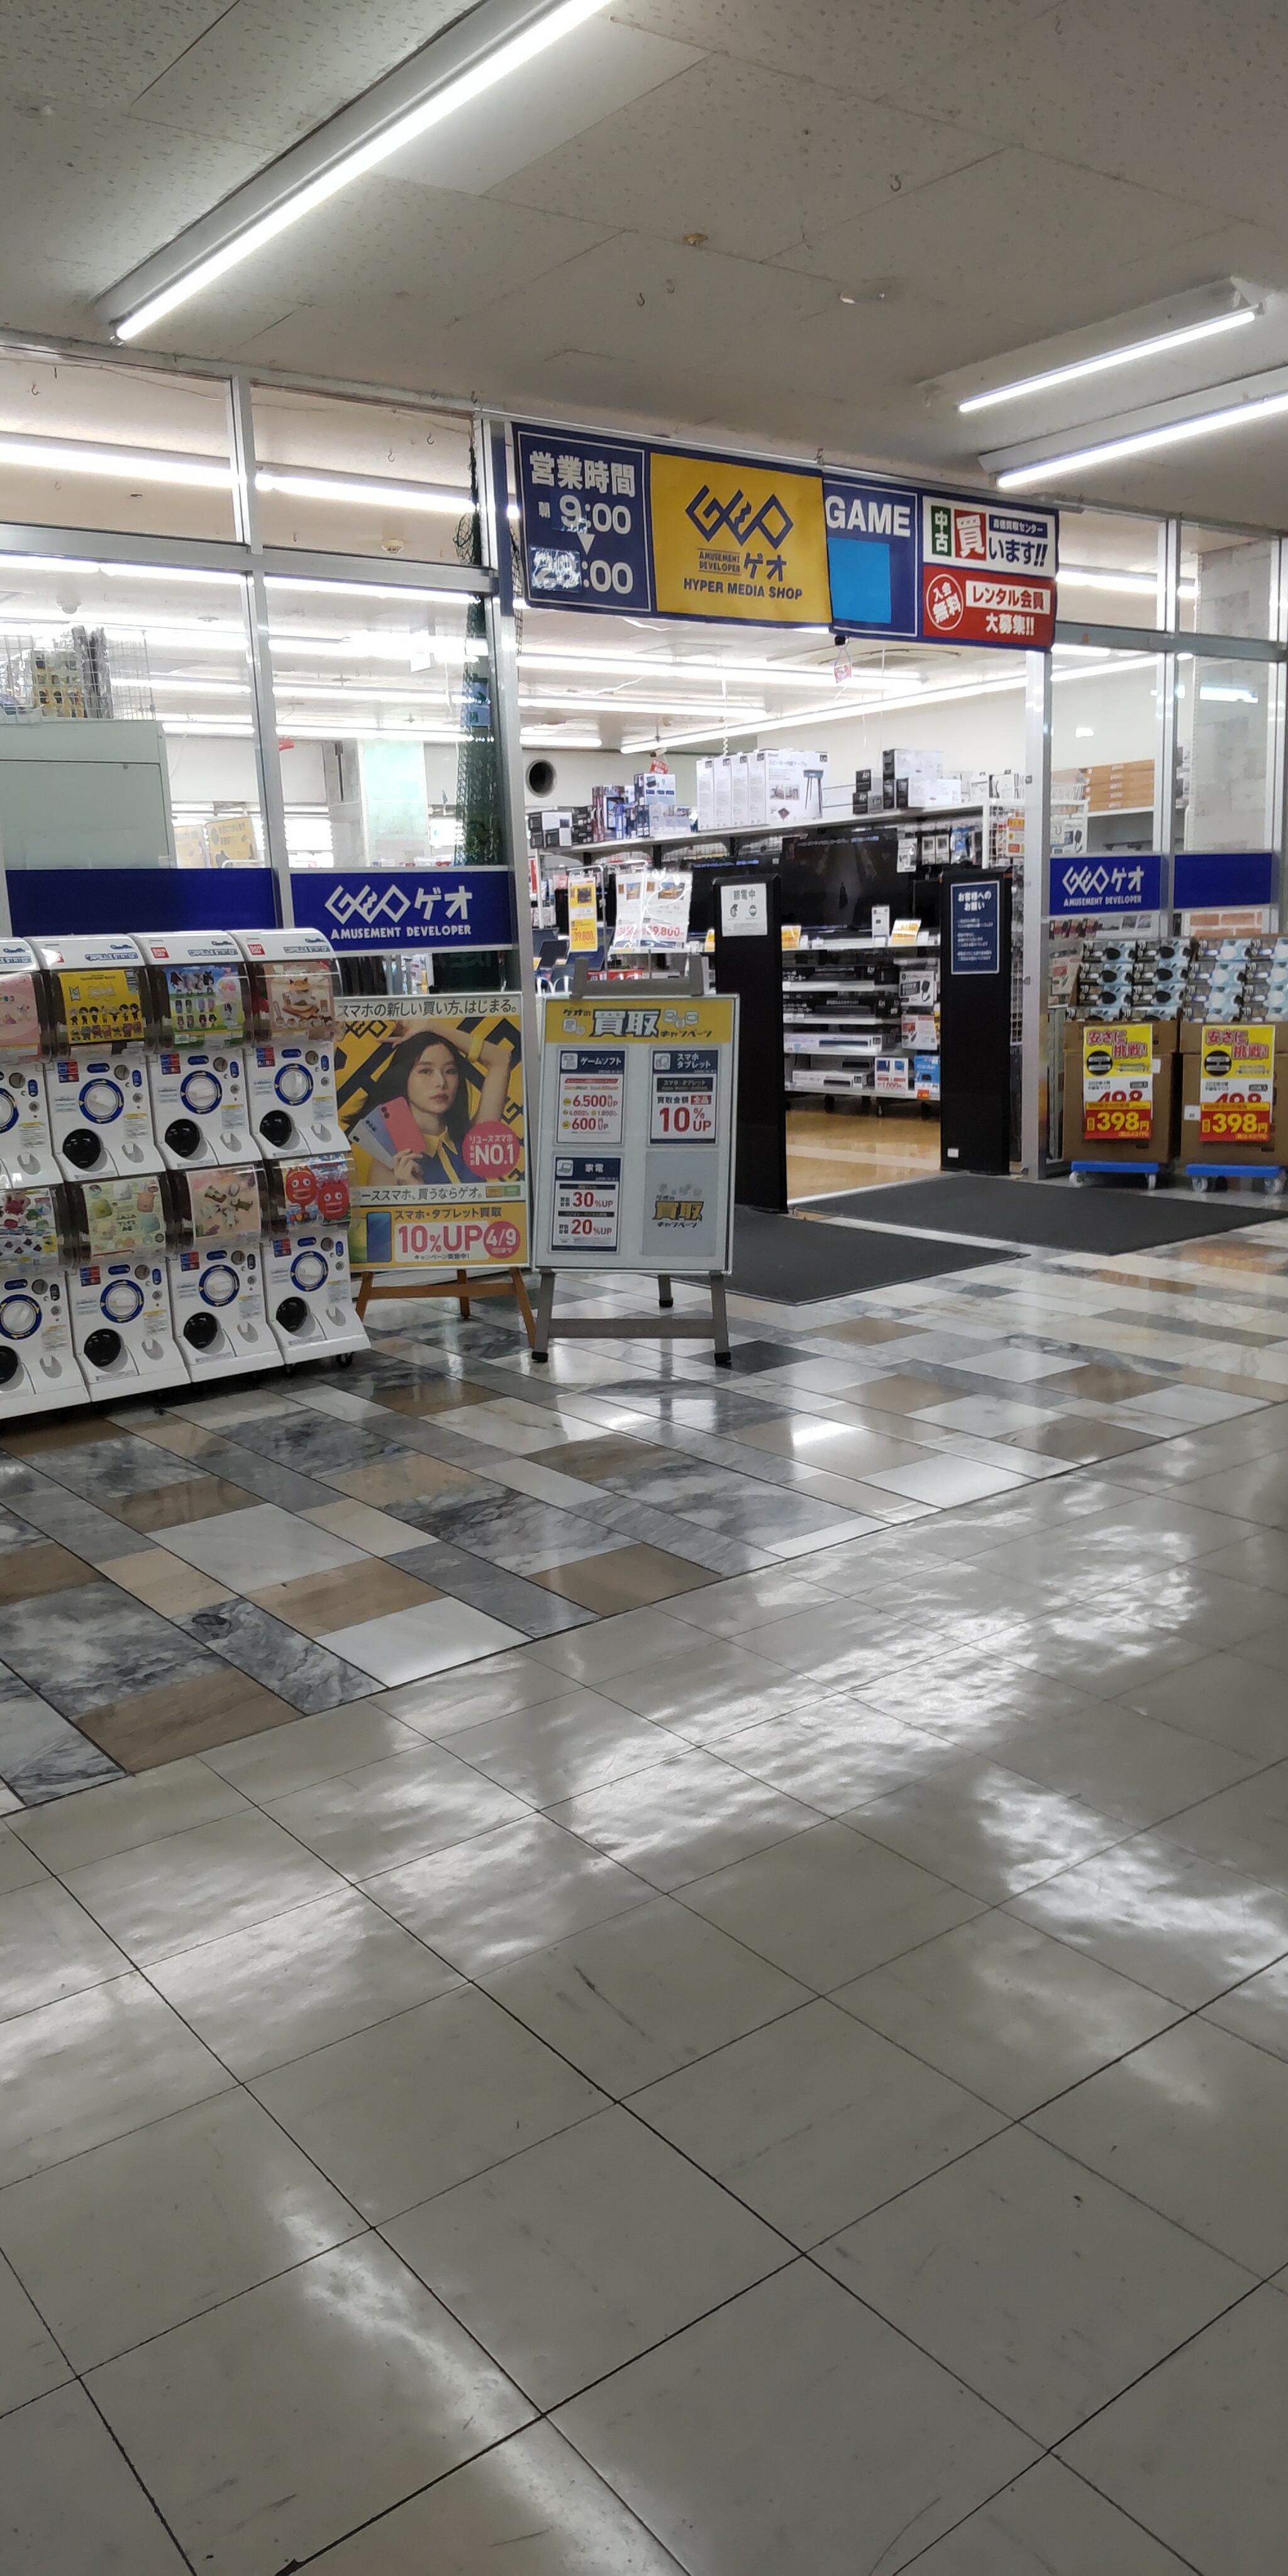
[0,2384,189,2571]
[108,1475,263,1535]
[267,1741,531,1878]
[678,1819,983,1991]
[11,1756,246,1872]
[0,1826,48,1892]
[390,1538,594,1637]
[908,2457,1194,2573]
[303,1497,438,1554]
[0,2087,362,2370]
[386,2105,784,2408]
[364,1814,651,1975]
[182,1597,381,1714]
[0,1676,122,1802]
[301,2420,686,2573]
[149,1887,461,2078]
[0,1540,92,1604]
[253,1987,603,2221]
[0,1580,211,1718]
[822,2125,1250,2448]
[553,2260,1035,2576]
[248,1558,440,1637]
[65,1809,343,1965]
[159,1499,367,1589]
[97,1546,231,1618]
[1060,2286,1288,2575]
[0,1976,232,2188]
[77,1667,301,1770]
[319,1597,525,1683]
[530,1543,719,1613]
[326,1449,490,1506]
[1009,1831,1288,2007]
[482,1894,809,2095]
[631,1997,1001,2249]
[87,2237,532,2576]
[838,1910,1179,2117]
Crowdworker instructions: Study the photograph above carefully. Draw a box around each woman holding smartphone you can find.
[350,1024,516,1188]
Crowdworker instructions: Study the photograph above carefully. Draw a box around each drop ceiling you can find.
[6,0,1288,527]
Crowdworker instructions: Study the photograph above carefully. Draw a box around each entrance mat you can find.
[805,1174,1286,1256]
[731,1206,1010,1302]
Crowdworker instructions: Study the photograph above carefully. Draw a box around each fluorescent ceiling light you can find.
[0,434,228,489]
[1199,683,1258,701]
[961,306,1257,413]
[996,382,1288,488]
[160,718,255,736]
[150,677,252,696]
[620,651,1155,755]
[518,645,845,687]
[265,575,477,606]
[0,552,240,587]
[111,0,611,341]
[256,467,470,514]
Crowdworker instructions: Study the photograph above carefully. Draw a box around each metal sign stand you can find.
[531,960,733,1367]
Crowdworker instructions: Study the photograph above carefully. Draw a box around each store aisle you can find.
[5,1228,1288,2568]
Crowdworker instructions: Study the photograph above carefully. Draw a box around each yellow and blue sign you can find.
[648,450,831,626]
[823,475,919,638]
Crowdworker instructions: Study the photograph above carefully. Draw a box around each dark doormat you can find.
[804,1174,1285,1256]
[731,1206,1010,1302]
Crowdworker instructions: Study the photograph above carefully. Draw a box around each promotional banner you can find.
[1082,1023,1153,1140]
[640,871,692,950]
[1199,1023,1275,1145]
[57,967,144,1045]
[534,994,736,1275]
[336,995,526,1273]
[567,875,599,953]
[291,869,516,954]
[609,869,647,952]
[516,424,1058,643]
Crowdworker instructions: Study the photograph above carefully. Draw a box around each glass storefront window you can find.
[1050,645,1163,860]
[1175,652,1274,851]
[1180,525,1276,640]
[251,386,477,568]
[1056,508,1165,629]
[0,353,235,543]
[0,550,264,867]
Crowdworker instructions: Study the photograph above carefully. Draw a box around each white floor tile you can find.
[160,1502,367,1588]
[320,1599,525,1683]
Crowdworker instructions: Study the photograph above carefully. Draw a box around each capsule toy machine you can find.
[134,931,258,1171]
[168,1164,277,1383]
[64,1174,187,1401]
[0,939,58,1189]
[235,930,341,1160]
[0,1186,86,1419]
[263,1157,367,1365]
[33,936,162,1182]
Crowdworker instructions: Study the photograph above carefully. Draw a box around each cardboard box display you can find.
[1063,1018,1177,1167]
[1179,1021,1288,1167]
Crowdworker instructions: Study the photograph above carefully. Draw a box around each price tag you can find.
[556,1048,625,1144]
[650,1048,718,1144]
[552,1155,620,1251]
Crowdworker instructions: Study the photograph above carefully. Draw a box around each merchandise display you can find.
[167,1163,280,1382]
[33,935,162,1182]
[0,1186,85,1417]
[0,937,58,1189]
[134,930,258,1169]
[262,1157,367,1361]
[65,1174,187,1399]
[235,928,343,1160]
[1057,931,1288,1183]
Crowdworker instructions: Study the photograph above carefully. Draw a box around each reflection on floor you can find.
[6,1219,1288,2569]
[787,1101,940,1201]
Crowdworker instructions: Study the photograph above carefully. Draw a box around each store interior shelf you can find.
[549,806,986,862]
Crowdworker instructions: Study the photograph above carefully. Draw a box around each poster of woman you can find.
[335,997,526,1273]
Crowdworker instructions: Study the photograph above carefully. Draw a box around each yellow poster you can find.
[1200,1022,1274,1145]
[567,875,599,953]
[649,450,831,625]
[548,995,735,1048]
[58,968,144,1045]
[336,994,527,1273]
[1082,1022,1152,1141]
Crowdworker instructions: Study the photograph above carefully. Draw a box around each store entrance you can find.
[787,1100,940,1201]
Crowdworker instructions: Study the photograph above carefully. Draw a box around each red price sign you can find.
[1085,1103,1152,1140]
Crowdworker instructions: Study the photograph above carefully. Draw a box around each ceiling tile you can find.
[133,0,467,153]
[0,104,257,279]
[612,0,1058,102]
[0,1,228,112]
[387,21,706,195]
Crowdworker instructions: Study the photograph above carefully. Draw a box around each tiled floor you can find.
[6,1208,1288,2564]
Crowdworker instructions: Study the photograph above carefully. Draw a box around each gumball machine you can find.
[262,1157,367,1364]
[0,1187,86,1419]
[167,1164,277,1384]
[134,931,258,1170]
[33,936,162,1182]
[234,930,341,1160]
[0,939,58,1189]
[64,1174,187,1399]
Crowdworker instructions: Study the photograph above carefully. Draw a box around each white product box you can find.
[731,752,751,829]
[713,756,734,829]
[745,748,770,826]
[764,748,829,824]
[920,778,964,809]
[696,757,717,831]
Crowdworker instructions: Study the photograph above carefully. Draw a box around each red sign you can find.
[921,566,1055,648]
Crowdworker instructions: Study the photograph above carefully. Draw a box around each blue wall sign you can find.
[1050,853,1164,918]
[822,475,919,638]
[949,877,1001,975]
[514,425,653,616]
[9,867,279,938]
[289,868,516,953]
[1172,850,1275,911]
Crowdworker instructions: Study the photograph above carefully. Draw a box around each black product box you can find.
[855,769,872,795]
[882,749,896,779]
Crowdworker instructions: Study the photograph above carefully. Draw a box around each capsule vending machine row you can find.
[0,939,58,1190]
[235,930,342,1160]
[33,936,162,1183]
[167,1163,279,1382]
[64,1174,187,1401]
[0,1186,87,1419]
[133,931,258,1170]
[263,1157,367,1365]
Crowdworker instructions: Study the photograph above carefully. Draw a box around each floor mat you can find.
[730,1206,1009,1302]
[804,1174,1285,1256]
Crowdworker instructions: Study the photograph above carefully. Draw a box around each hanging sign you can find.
[1199,1023,1275,1145]
[640,871,692,950]
[610,869,647,952]
[534,994,737,1275]
[1050,855,1164,919]
[1082,1023,1153,1141]
[516,426,1057,643]
[291,869,514,954]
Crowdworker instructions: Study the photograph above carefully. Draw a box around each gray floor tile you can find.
[1204,1952,1288,2062]
[985,1699,1259,1829]
[446,1694,685,1806]
[0,1975,232,2187]
[253,1987,604,2221]
[0,1826,47,1894]
[386,2106,785,2407]
[87,2236,531,2576]
[303,2420,686,2572]
[1008,1831,1288,2007]
[631,1997,1002,2248]
[148,1885,461,2077]
[1032,2016,1288,2274]
[909,2457,1194,2572]
[376,1652,572,1736]
[0,2382,189,2571]
[321,1597,526,1684]
[847,1757,1130,1902]
[65,1809,343,1964]
[678,1819,984,1990]
[1116,1650,1288,1760]
[1158,1760,1288,1890]
[548,1746,819,1888]
[0,2246,71,2416]
[521,1607,708,1685]
[717,1697,954,1816]
[160,1501,366,1587]
[182,1596,382,1713]
[484,1895,809,2094]
[0,2089,362,2370]
[1061,2286,1288,2575]
[821,2124,1251,2446]
[553,2260,1036,2576]
[362,1815,652,1975]
[9,1755,247,1871]
[266,1743,531,1879]
[199,1702,428,1800]
[0,1879,128,2021]
[0,1677,123,1804]
[837,1910,1179,2116]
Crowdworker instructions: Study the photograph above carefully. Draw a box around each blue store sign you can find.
[289,869,516,953]
[514,424,653,616]
[1172,850,1274,911]
[823,474,919,639]
[949,877,1001,975]
[1050,853,1164,918]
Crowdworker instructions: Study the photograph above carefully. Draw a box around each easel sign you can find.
[531,960,738,1363]
[335,994,534,1340]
